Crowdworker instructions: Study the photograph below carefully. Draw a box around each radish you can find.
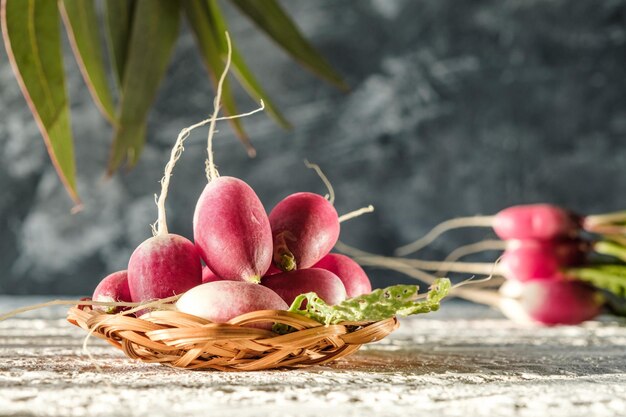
[312,253,372,297]
[500,280,603,325]
[202,266,222,284]
[176,281,288,328]
[269,192,340,271]
[192,35,272,284]
[395,204,580,256]
[499,239,586,282]
[128,234,202,301]
[261,268,347,306]
[193,177,272,283]
[493,205,579,241]
[92,270,131,313]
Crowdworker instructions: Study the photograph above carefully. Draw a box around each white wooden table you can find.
[1,297,625,417]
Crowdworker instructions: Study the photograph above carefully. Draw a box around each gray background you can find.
[0,0,625,295]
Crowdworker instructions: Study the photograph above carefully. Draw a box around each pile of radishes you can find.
[355,204,626,326]
[91,35,373,326]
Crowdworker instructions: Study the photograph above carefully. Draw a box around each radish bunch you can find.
[88,34,373,326]
[354,204,626,326]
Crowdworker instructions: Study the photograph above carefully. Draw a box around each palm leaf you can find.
[107,0,180,173]
[184,0,256,157]
[104,0,135,90]
[205,0,291,129]
[59,0,116,123]
[231,0,347,90]
[1,0,79,203]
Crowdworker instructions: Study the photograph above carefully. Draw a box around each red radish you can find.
[500,280,603,325]
[176,281,288,329]
[493,204,578,241]
[500,239,588,282]
[269,192,340,271]
[193,177,272,283]
[313,253,372,297]
[192,34,272,284]
[262,268,347,306]
[202,266,222,283]
[92,270,131,313]
[128,234,202,301]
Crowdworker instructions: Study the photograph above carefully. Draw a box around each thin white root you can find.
[338,205,375,223]
[436,239,506,275]
[205,32,233,182]
[354,254,502,308]
[304,160,335,204]
[394,215,495,256]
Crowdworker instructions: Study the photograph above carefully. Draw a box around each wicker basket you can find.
[67,306,399,371]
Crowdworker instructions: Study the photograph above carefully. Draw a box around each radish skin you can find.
[92,270,131,313]
[262,268,347,306]
[313,253,372,297]
[193,177,273,283]
[202,266,222,284]
[176,281,288,329]
[502,280,604,325]
[128,234,202,301]
[493,204,578,240]
[269,192,340,271]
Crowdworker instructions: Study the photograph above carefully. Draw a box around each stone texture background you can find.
[0,0,625,295]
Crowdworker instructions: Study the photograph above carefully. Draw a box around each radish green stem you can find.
[395,215,495,256]
[338,205,375,223]
[205,32,233,182]
[585,210,626,227]
[304,160,335,204]
[594,241,626,263]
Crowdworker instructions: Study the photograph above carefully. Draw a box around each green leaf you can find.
[284,278,451,326]
[205,0,291,129]
[231,0,348,90]
[104,0,135,89]
[568,265,626,298]
[59,0,116,123]
[1,0,79,203]
[183,0,255,157]
[107,0,180,173]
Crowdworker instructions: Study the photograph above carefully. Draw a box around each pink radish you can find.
[92,270,131,313]
[500,239,588,282]
[128,234,202,301]
[193,177,273,283]
[493,204,578,241]
[202,266,223,283]
[269,192,340,271]
[262,268,347,306]
[313,253,372,297]
[176,281,288,329]
[192,34,271,284]
[500,280,603,325]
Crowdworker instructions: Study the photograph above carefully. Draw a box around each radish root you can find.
[395,215,494,256]
[205,33,232,182]
[338,205,375,223]
[436,239,506,275]
[304,160,335,204]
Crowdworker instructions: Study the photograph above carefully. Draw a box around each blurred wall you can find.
[0,0,625,295]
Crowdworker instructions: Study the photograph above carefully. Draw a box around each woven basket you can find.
[67,306,399,371]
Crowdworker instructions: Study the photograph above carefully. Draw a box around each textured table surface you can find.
[1,297,625,417]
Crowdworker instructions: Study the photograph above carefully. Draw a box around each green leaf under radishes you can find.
[283,278,450,327]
